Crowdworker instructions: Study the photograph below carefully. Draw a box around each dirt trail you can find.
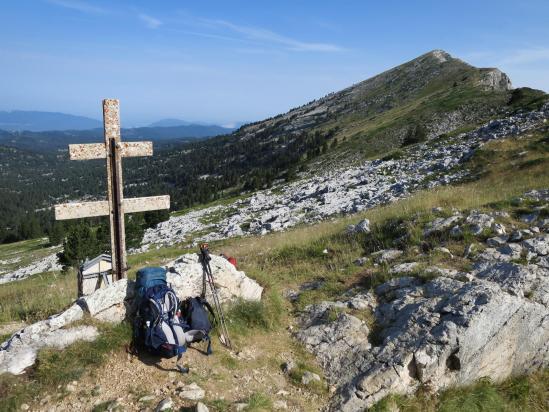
[31,331,327,411]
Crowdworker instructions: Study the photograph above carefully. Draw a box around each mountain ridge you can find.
[0,110,102,132]
[0,49,547,243]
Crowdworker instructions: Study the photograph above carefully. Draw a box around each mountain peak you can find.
[427,49,451,62]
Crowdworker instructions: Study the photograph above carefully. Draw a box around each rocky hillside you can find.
[0,113,548,410]
[297,190,549,410]
[1,50,547,245]
[138,102,549,251]
[227,50,538,162]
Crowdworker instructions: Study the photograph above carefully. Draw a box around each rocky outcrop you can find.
[0,253,62,284]
[296,205,549,411]
[297,266,549,411]
[0,254,262,375]
[139,104,549,252]
[478,68,513,91]
[0,304,89,375]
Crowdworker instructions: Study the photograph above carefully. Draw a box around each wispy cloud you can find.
[46,0,106,14]
[139,13,163,29]
[499,47,549,65]
[199,18,345,52]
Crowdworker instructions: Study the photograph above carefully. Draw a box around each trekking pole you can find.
[199,243,233,349]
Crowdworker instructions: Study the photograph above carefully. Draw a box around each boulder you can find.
[372,249,403,264]
[166,254,263,302]
[522,234,549,256]
[424,215,462,236]
[78,278,134,322]
[297,262,549,411]
[465,212,494,235]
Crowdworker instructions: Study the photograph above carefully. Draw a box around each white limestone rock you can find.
[0,325,98,375]
[499,243,524,260]
[486,236,509,247]
[492,223,507,236]
[0,253,62,284]
[424,215,462,236]
[372,249,403,264]
[166,254,263,302]
[0,254,262,376]
[302,371,321,385]
[178,382,205,400]
[522,234,549,256]
[78,279,134,322]
[355,219,371,234]
[466,212,494,235]
[389,262,419,275]
[297,261,549,411]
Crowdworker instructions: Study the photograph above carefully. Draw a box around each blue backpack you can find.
[134,267,188,372]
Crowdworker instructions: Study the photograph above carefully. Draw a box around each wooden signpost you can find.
[55,99,170,280]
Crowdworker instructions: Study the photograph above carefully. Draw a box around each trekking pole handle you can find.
[199,243,212,262]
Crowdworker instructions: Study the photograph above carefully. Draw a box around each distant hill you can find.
[0,110,102,131]
[148,118,193,127]
[0,124,235,151]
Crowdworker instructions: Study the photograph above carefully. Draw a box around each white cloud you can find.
[499,47,549,66]
[200,18,345,52]
[46,0,106,14]
[139,13,163,29]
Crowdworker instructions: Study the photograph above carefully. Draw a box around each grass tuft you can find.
[243,392,272,411]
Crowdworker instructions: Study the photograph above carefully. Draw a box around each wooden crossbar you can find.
[54,195,170,220]
[69,141,153,160]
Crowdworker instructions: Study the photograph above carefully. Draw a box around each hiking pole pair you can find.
[199,243,233,349]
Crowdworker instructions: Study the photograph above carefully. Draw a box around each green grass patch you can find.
[243,392,272,411]
[209,398,232,411]
[226,290,283,335]
[371,370,549,412]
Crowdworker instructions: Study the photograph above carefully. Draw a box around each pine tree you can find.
[48,222,65,246]
[58,223,98,268]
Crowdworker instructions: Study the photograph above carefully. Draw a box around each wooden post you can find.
[103,99,127,279]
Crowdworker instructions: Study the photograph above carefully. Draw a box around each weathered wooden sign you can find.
[55,99,170,280]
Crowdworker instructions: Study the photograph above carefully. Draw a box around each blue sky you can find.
[1,0,548,126]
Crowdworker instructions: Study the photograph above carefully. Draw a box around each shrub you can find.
[226,291,283,335]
